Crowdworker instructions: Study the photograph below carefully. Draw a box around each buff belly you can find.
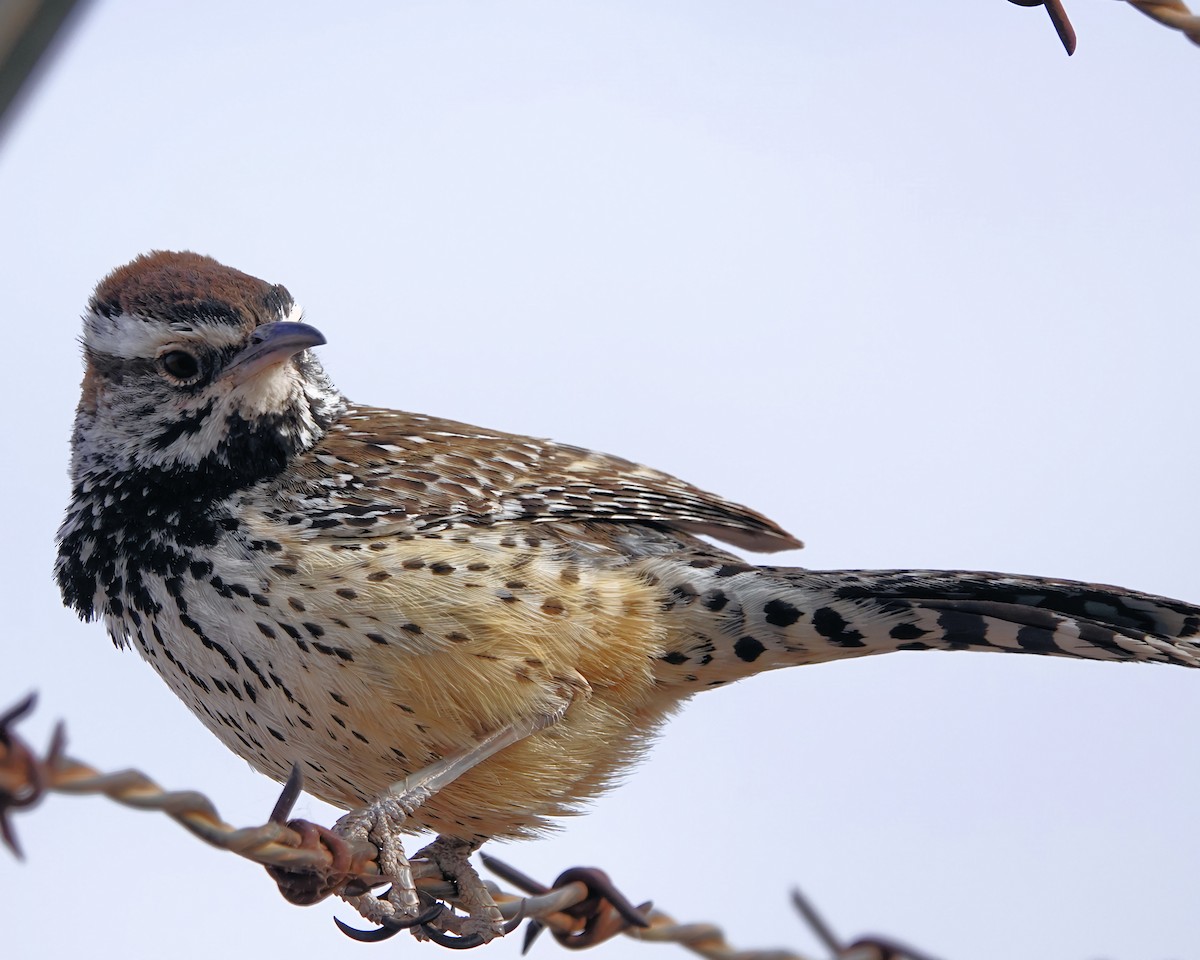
[120,528,681,840]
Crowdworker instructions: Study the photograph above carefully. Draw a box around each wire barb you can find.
[480,857,652,951]
[0,692,43,858]
[1005,0,1200,52]
[789,889,946,960]
[0,695,937,957]
[1007,0,1078,55]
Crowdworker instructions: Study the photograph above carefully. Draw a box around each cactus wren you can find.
[56,252,1200,940]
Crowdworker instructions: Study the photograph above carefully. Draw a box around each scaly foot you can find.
[335,796,424,927]
[414,836,506,944]
[333,709,573,936]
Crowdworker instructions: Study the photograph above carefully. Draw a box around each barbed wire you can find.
[1006,0,1200,52]
[1124,0,1200,45]
[1,693,937,959]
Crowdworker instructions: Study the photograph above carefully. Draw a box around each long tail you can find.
[647,559,1200,685]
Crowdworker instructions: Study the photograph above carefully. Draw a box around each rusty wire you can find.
[1123,0,1200,45]
[1,693,937,958]
[1007,0,1200,51]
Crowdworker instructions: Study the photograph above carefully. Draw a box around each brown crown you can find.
[90,251,294,329]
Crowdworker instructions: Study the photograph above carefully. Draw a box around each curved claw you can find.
[334,901,444,941]
[418,894,523,947]
[420,925,488,950]
[334,915,405,942]
[398,902,447,930]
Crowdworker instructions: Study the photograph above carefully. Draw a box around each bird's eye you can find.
[158,349,203,383]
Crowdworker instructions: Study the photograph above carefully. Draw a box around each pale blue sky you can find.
[2,4,1197,959]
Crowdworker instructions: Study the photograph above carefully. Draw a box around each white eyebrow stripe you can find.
[83,307,292,359]
[85,314,176,358]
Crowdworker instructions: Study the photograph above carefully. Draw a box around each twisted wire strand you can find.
[601,888,941,960]
[1,694,937,958]
[1124,0,1200,45]
[0,702,376,877]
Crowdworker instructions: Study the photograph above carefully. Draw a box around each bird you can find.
[56,250,1200,942]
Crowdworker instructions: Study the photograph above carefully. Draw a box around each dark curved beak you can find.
[221,321,326,385]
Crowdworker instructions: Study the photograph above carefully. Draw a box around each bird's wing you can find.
[274,405,803,553]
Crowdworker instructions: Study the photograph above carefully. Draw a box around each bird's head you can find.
[70,251,344,493]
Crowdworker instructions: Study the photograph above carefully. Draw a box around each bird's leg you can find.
[336,708,567,936]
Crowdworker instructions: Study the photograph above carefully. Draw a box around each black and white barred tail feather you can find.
[649,560,1200,684]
